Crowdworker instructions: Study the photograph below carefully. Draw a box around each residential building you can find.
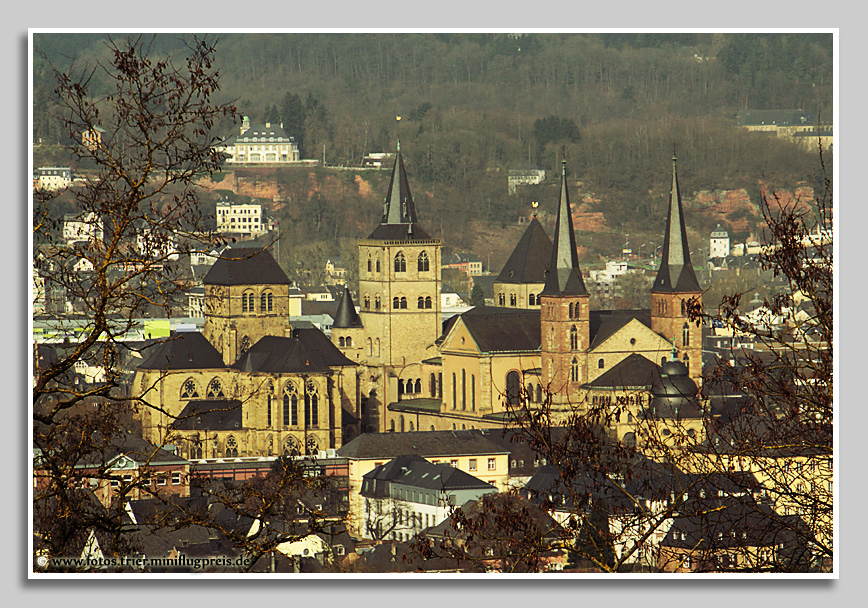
[216,200,266,237]
[216,116,300,165]
[35,167,73,191]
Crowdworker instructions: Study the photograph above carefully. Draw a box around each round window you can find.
[630,338,636,345]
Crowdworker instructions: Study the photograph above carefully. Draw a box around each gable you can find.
[439,317,482,355]
[590,317,672,357]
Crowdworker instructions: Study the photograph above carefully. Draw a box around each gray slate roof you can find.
[337,429,510,460]
[170,400,243,431]
[137,333,225,371]
[541,161,588,297]
[495,218,552,284]
[203,248,290,286]
[233,330,355,374]
[651,157,701,294]
[368,149,432,241]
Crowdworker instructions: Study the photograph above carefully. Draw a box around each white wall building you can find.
[35,167,73,191]
[710,224,730,259]
[216,201,266,236]
[216,116,300,165]
[63,212,103,246]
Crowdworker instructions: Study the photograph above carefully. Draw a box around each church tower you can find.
[202,248,292,365]
[540,161,590,406]
[493,214,552,309]
[650,155,703,382]
[357,146,442,367]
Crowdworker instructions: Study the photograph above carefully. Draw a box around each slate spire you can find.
[651,155,701,293]
[368,145,431,240]
[332,285,364,329]
[541,160,588,296]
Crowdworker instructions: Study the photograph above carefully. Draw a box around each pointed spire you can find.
[541,160,588,296]
[652,154,700,293]
[332,285,363,329]
[367,144,431,241]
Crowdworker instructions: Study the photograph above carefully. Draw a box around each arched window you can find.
[529,294,536,306]
[366,338,373,356]
[418,296,425,309]
[571,358,580,382]
[345,336,352,347]
[400,297,407,309]
[430,425,435,431]
[415,378,422,393]
[569,302,574,318]
[662,357,667,366]
[374,338,380,356]
[367,256,372,272]
[536,384,542,403]
[261,291,268,312]
[394,252,406,273]
[339,337,345,347]
[242,290,253,313]
[364,295,370,309]
[283,436,300,457]
[498,293,505,306]
[181,378,200,399]
[683,353,689,364]
[225,436,238,458]
[598,358,605,369]
[510,293,517,306]
[462,369,467,411]
[267,394,272,427]
[527,383,534,402]
[393,297,400,309]
[471,375,476,411]
[305,388,319,427]
[207,378,225,398]
[418,251,430,272]
[623,432,637,448]
[400,415,405,432]
[374,295,381,309]
[506,371,521,406]
[430,373,437,397]
[452,373,457,409]
[390,420,395,432]
[398,379,405,396]
[570,325,578,350]
[683,322,690,347]
[189,439,202,460]
[409,421,415,431]
[376,258,381,273]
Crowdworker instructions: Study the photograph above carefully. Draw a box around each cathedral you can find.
[135,144,706,459]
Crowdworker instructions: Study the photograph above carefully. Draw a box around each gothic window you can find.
[284,384,298,426]
[305,389,319,427]
[267,394,272,427]
[364,295,370,309]
[189,440,203,460]
[206,378,225,398]
[367,338,373,356]
[498,293,505,306]
[418,296,425,309]
[306,437,318,456]
[506,371,521,406]
[376,258,381,273]
[283,436,300,456]
[394,251,406,273]
[239,335,251,354]
[510,293,517,306]
[374,295,381,309]
[425,296,432,309]
[225,436,238,458]
[180,378,199,399]
[367,256,372,272]
[569,302,574,318]
[683,322,690,347]
[571,358,580,382]
[570,325,579,350]
[418,251,430,272]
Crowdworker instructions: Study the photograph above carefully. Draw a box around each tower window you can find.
[683,322,690,347]
[570,325,578,350]
[569,302,574,318]
[571,358,580,382]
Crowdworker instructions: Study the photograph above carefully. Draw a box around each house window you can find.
[418,251,430,272]
[374,295,381,309]
[450,459,458,468]
[157,476,167,486]
[569,302,574,318]
[469,459,477,471]
[488,458,496,471]
[171,472,181,485]
[346,337,352,347]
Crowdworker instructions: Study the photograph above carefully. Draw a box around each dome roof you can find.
[650,358,701,418]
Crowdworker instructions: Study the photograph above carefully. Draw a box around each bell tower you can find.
[540,160,590,406]
[650,155,703,382]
